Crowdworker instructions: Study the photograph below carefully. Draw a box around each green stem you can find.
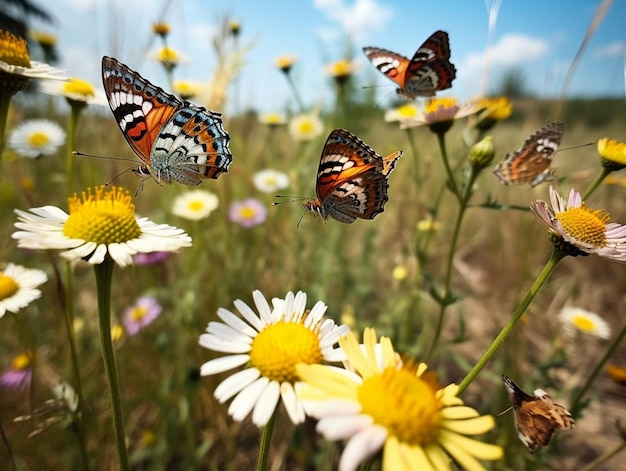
[94,256,129,471]
[66,104,83,197]
[457,247,566,394]
[285,73,305,113]
[0,91,12,158]
[582,166,611,200]
[578,442,626,471]
[257,408,277,471]
[62,260,90,470]
[405,128,421,188]
[435,131,460,200]
[424,167,478,361]
[570,321,626,415]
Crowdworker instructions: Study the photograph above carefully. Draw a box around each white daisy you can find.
[7,119,66,158]
[12,186,192,268]
[252,169,290,193]
[171,189,219,221]
[296,328,503,471]
[558,306,611,340]
[39,77,108,106]
[0,263,47,318]
[288,113,324,142]
[199,290,349,426]
[384,103,420,123]
[531,187,626,262]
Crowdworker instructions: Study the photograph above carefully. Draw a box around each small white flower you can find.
[558,306,611,339]
[7,119,66,158]
[171,190,219,221]
[199,290,349,426]
[288,113,324,141]
[0,263,47,318]
[252,169,290,193]
[39,78,108,106]
[0,60,67,81]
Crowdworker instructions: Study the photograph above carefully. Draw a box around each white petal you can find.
[199,354,250,376]
[280,382,306,424]
[252,380,281,426]
[251,290,273,324]
[339,425,388,471]
[228,377,271,421]
[317,413,372,440]
[198,333,251,353]
[213,367,260,402]
[234,298,265,331]
[206,321,254,345]
[216,307,258,337]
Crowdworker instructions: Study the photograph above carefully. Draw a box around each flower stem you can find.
[257,408,277,471]
[436,131,460,199]
[285,74,306,113]
[0,91,12,158]
[405,128,421,187]
[570,321,626,416]
[457,247,566,394]
[66,104,81,197]
[582,166,611,200]
[94,256,129,471]
[424,166,479,361]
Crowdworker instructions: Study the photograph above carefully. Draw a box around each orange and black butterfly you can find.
[502,375,575,452]
[492,122,564,187]
[300,129,402,224]
[102,56,232,186]
[363,30,456,99]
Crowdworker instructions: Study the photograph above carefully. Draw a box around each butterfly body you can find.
[363,31,456,99]
[493,122,564,186]
[502,375,575,452]
[102,56,232,186]
[303,129,402,224]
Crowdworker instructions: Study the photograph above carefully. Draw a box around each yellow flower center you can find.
[188,200,204,212]
[130,305,149,322]
[0,30,31,67]
[157,47,179,64]
[250,320,323,383]
[397,104,419,118]
[555,205,609,248]
[27,131,50,147]
[0,274,19,300]
[63,78,95,99]
[572,314,595,333]
[425,97,457,114]
[11,353,31,370]
[478,97,512,120]
[63,186,141,244]
[264,176,277,186]
[330,60,351,77]
[298,121,313,134]
[275,56,296,72]
[358,366,441,445]
[239,207,256,219]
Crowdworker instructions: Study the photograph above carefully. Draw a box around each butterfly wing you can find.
[308,129,402,223]
[493,122,565,185]
[362,47,411,89]
[102,56,232,185]
[102,56,181,167]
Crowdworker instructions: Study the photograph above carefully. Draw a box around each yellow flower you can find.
[297,328,502,471]
[468,136,495,169]
[152,22,171,38]
[474,97,512,131]
[597,137,626,170]
[324,59,359,84]
[229,21,241,38]
[392,265,409,281]
[274,55,297,74]
[172,80,204,100]
[288,113,324,141]
[607,364,626,385]
[384,104,420,122]
[259,113,287,127]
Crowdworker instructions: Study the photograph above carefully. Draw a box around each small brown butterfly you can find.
[502,375,575,452]
[492,122,564,187]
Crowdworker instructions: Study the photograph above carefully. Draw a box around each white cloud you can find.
[593,40,626,58]
[313,0,392,41]
[461,34,548,78]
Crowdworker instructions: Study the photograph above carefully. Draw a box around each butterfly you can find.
[301,129,402,224]
[502,375,575,452]
[363,30,456,99]
[101,56,232,186]
[492,122,565,187]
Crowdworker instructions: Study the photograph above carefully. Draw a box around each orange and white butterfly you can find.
[502,375,575,453]
[363,30,456,99]
[299,129,402,224]
[492,122,564,187]
[101,56,232,186]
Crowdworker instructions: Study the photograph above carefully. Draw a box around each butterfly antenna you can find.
[273,195,310,206]
[496,406,514,417]
[73,150,141,165]
[557,141,596,153]
[296,212,308,229]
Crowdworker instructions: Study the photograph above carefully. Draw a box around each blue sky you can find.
[33,0,626,113]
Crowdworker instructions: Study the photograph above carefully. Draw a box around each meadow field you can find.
[2,15,626,471]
